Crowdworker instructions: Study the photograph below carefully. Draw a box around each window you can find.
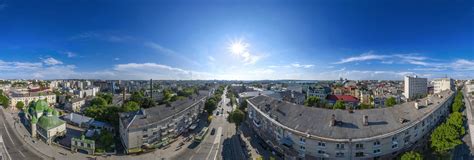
[422,120,425,126]
[392,136,397,141]
[336,143,345,149]
[404,136,410,143]
[300,146,305,151]
[356,143,364,149]
[373,149,381,154]
[336,152,344,157]
[355,152,364,157]
[414,133,418,137]
[300,137,305,143]
[318,150,325,154]
[392,144,398,149]
[405,130,409,135]
[318,142,326,147]
[373,141,381,146]
[143,134,148,138]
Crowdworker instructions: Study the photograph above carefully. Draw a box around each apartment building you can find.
[404,76,427,100]
[432,78,455,94]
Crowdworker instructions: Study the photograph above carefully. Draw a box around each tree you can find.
[97,93,113,105]
[239,98,248,110]
[16,101,25,110]
[130,91,144,104]
[141,97,156,108]
[304,96,320,107]
[90,97,107,106]
[205,98,217,114]
[401,151,423,160]
[447,112,465,135]
[333,100,345,110]
[385,97,397,107]
[0,94,9,108]
[228,109,245,127]
[122,101,140,112]
[430,123,462,154]
[359,103,373,109]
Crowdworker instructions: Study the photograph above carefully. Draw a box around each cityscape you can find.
[0,0,473,160]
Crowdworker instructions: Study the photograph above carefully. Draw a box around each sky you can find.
[0,0,473,80]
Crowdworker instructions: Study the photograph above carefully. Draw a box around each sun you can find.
[228,39,249,55]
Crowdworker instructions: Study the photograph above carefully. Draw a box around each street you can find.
[173,87,246,160]
[0,107,42,160]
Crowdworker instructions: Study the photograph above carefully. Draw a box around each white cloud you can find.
[114,57,120,61]
[335,51,388,64]
[451,59,474,70]
[145,42,200,66]
[269,63,314,69]
[42,57,63,65]
[65,51,77,58]
[208,56,215,62]
[70,32,133,42]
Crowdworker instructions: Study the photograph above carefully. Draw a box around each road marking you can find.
[206,127,222,160]
[188,155,194,160]
[18,149,26,157]
[213,128,224,160]
[0,135,12,160]
[2,120,15,145]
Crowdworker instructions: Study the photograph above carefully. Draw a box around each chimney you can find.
[330,114,336,126]
[414,102,419,109]
[425,99,429,106]
[363,115,368,126]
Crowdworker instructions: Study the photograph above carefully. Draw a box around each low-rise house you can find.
[327,95,360,108]
[62,113,93,128]
[306,85,331,100]
[65,98,86,112]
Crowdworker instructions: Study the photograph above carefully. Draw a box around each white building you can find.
[432,78,455,94]
[466,80,474,93]
[404,76,427,100]
[65,98,86,113]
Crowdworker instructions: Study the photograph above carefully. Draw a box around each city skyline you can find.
[1,0,473,80]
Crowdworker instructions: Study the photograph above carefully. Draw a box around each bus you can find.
[194,127,209,142]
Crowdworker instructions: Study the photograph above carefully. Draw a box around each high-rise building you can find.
[404,76,427,100]
[432,78,455,94]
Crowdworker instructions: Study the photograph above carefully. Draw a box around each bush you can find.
[401,151,423,160]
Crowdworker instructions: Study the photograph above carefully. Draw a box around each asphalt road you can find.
[173,87,246,160]
[0,107,42,160]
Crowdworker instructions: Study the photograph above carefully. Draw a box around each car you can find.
[216,111,220,116]
[210,128,216,135]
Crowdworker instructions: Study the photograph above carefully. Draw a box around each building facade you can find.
[10,93,56,108]
[247,90,454,159]
[432,78,455,94]
[404,76,427,100]
[119,94,207,154]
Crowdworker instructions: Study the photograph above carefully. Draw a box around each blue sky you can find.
[0,0,473,80]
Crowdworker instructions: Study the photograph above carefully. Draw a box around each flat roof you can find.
[248,90,453,140]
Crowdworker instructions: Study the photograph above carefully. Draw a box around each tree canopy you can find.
[385,97,397,107]
[90,97,107,106]
[401,151,423,160]
[333,100,345,110]
[122,101,140,112]
[228,108,245,127]
[16,101,25,110]
[430,123,462,154]
[304,96,320,107]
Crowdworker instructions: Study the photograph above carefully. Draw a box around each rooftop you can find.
[120,91,209,130]
[248,90,453,140]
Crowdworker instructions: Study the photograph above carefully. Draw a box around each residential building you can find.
[404,76,427,100]
[247,90,454,159]
[119,93,208,154]
[306,85,331,100]
[65,98,86,113]
[327,95,359,108]
[432,78,455,94]
[9,93,56,108]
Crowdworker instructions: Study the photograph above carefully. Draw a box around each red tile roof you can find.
[327,95,359,103]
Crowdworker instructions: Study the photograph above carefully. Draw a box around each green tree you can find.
[0,94,9,108]
[15,101,25,110]
[385,97,397,107]
[97,93,113,105]
[239,98,248,110]
[304,96,320,107]
[141,97,156,108]
[90,97,107,106]
[228,109,245,127]
[447,112,465,135]
[130,91,144,104]
[333,100,345,110]
[401,151,423,160]
[205,98,217,114]
[430,123,462,154]
[122,101,140,112]
[359,103,373,109]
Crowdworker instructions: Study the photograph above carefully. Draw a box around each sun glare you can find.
[228,40,249,55]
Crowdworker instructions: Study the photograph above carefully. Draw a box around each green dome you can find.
[34,99,48,112]
[52,110,59,116]
[31,116,38,124]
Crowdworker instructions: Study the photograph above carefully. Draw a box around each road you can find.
[173,86,246,160]
[0,107,42,160]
